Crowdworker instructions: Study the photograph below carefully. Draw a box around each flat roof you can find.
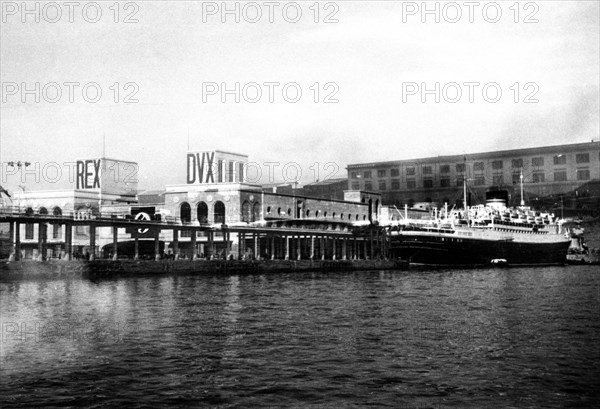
[347,141,600,169]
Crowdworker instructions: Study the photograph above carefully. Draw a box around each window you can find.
[456,163,466,173]
[214,201,226,224]
[512,173,521,184]
[52,224,61,240]
[25,223,34,240]
[377,169,386,178]
[532,157,544,167]
[554,171,567,182]
[239,162,244,182]
[422,166,432,174]
[406,167,415,176]
[406,180,416,189]
[474,162,484,172]
[474,176,485,186]
[391,180,400,190]
[553,155,566,165]
[492,160,503,170]
[364,182,373,190]
[391,168,400,177]
[576,153,590,163]
[378,181,387,190]
[423,179,433,188]
[440,178,450,187]
[440,165,450,173]
[351,183,359,190]
[350,172,358,179]
[577,169,590,180]
[363,171,372,179]
[493,175,504,185]
[181,230,191,238]
[512,159,523,169]
[456,177,464,187]
[532,172,545,183]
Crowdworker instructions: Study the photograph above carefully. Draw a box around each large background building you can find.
[347,141,600,213]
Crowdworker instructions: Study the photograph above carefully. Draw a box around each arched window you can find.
[38,207,48,215]
[241,200,251,222]
[315,210,320,217]
[53,207,62,216]
[324,211,328,217]
[277,207,282,216]
[180,202,191,223]
[340,213,344,219]
[214,201,226,224]
[355,214,359,220]
[197,202,208,224]
[287,208,291,216]
[266,206,271,214]
[252,202,261,222]
[348,214,351,220]
[332,212,336,218]
[25,207,34,216]
[306,210,311,217]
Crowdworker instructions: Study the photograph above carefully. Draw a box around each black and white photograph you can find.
[1,0,599,407]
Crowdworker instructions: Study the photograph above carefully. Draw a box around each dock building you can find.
[347,141,600,209]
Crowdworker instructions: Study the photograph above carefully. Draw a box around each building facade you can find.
[347,142,600,208]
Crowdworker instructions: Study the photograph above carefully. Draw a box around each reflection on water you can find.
[1,266,599,407]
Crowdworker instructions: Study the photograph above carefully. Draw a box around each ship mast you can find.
[520,168,525,206]
[463,156,468,221]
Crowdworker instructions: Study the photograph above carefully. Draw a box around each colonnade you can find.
[4,218,390,262]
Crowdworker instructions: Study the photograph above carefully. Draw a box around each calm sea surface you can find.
[1,266,599,408]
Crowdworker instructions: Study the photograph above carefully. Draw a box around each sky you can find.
[1,0,599,193]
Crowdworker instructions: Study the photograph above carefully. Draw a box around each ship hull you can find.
[390,233,571,267]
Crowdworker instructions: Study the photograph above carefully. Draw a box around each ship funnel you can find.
[486,190,508,211]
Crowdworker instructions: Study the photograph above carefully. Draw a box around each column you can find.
[320,236,325,260]
[191,229,197,260]
[8,222,14,259]
[112,226,118,261]
[224,230,230,260]
[310,236,315,260]
[285,235,290,260]
[296,235,301,260]
[172,229,179,260]
[65,223,72,261]
[331,236,336,260]
[37,223,46,261]
[208,231,214,260]
[89,225,96,261]
[342,237,347,260]
[369,229,374,259]
[154,228,160,260]
[238,232,244,260]
[134,236,139,260]
[14,222,21,261]
[254,233,259,260]
[363,238,368,260]
[270,235,275,260]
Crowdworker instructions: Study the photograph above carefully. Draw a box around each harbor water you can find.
[1,266,599,408]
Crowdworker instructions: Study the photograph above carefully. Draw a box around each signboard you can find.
[126,206,156,238]
[75,158,138,196]
[186,150,248,185]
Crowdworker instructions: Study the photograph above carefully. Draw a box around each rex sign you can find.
[75,158,138,196]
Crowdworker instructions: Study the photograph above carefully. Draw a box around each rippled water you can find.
[1,266,599,408]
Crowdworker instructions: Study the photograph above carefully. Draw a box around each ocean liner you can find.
[388,175,571,267]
